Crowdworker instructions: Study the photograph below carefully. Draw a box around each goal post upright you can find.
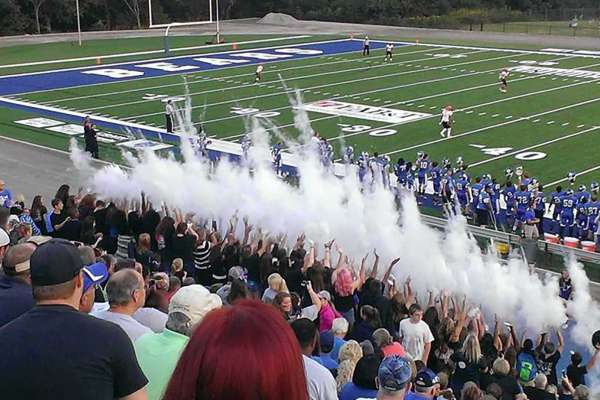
[148,0,219,54]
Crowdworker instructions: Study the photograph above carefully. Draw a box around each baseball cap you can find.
[30,239,84,286]
[378,355,412,392]
[83,262,109,293]
[26,236,53,247]
[228,266,246,281]
[169,284,222,326]
[318,290,331,302]
[0,228,9,247]
[415,369,440,388]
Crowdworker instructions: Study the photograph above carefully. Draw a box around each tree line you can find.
[1,0,599,36]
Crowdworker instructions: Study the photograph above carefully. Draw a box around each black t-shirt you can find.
[566,364,587,387]
[333,291,355,313]
[50,212,66,237]
[243,253,260,284]
[449,352,481,393]
[538,350,561,385]
[172,233,195,264]
[0,275,35,327]
[524,386,555,400]
[0,305,148,399]
[61,219,82,242]
[493,375,522,400]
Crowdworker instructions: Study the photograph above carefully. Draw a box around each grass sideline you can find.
[0,34,329,76]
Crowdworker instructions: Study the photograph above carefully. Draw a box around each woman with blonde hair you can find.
[449,333,483,394]
[262,273,288,303]
[335,340,363,392]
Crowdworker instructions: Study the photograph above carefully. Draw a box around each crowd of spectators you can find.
[0,178,599,400]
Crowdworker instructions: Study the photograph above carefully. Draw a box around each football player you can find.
[384,43,394,62]
[559,188,578,238]
[499,68,509,93]
[255,64,264,82]
[439,105,454,138]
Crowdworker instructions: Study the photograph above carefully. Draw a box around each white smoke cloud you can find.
[72,88,593,339]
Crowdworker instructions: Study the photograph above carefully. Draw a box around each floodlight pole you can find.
[76,0,82,46]
[215,0,220,43]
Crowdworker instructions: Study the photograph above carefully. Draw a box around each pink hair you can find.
[335,268,354,297]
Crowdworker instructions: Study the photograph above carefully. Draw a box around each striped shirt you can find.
[193,241,211,270]
[116,234,133,259]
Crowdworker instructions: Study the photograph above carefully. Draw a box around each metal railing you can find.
[419,214,600,264]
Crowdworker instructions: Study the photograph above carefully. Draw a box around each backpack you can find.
[516,350,538,383]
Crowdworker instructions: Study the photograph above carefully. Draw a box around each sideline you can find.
[0,35,312,69]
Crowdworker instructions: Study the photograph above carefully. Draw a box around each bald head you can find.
[0,180,5,190]
[534,373,547,389]
[78,246,96,266]
[106,269,145,308]
[2,243,35,277]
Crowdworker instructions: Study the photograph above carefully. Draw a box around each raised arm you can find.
[493,315,503,352]
[586,347,600,371]
[556,329,564,354]
[302,243,315,274]
[449,296,468,344]
[323,239,334,268]
[370,248,380,279]
[242,217,253,247]
[382,257,401,288]
[306,281,322,313]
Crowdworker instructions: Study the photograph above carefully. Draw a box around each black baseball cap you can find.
[30,239,84,286]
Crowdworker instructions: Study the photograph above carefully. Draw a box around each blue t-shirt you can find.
[339,383,378,400]
[0,188,12,208]
[331,337,346,362]
[405,392,432,400]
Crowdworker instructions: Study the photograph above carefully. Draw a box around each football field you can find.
[2,35,600,189]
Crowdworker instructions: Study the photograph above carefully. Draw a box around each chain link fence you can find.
[398,8,600,38]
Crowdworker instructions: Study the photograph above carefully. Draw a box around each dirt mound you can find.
[257,13,300,26]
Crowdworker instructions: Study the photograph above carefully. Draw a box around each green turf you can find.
[4,34,600,190]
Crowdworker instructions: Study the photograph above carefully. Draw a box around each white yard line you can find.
[0,35,313,69]
[46,46,444,104]
[469,126,600,167]
[125,50,503,119]
[545,165,600,186]
[381,96,600,157]
[82,48,477,111]
[1,37,354,79]
[217,55,597,137]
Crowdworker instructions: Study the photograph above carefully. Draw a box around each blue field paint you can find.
[0,39,398,96]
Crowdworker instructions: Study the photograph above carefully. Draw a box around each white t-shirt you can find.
[364,38,370,46]
[441,109,453,122]
[386,44,394,52]
[399,318,434,361]
[256,65,264,73]
[165,102,174,115]
[500,70,509,80]
[303,355,337,400]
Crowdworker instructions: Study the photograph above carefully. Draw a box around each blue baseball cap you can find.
[378,355,412,392]
[82,262,109,293]
[415,369,440,388]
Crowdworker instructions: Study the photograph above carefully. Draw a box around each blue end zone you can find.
[0,39,407,95]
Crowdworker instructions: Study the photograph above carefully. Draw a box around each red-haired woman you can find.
[163,300,308,400]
